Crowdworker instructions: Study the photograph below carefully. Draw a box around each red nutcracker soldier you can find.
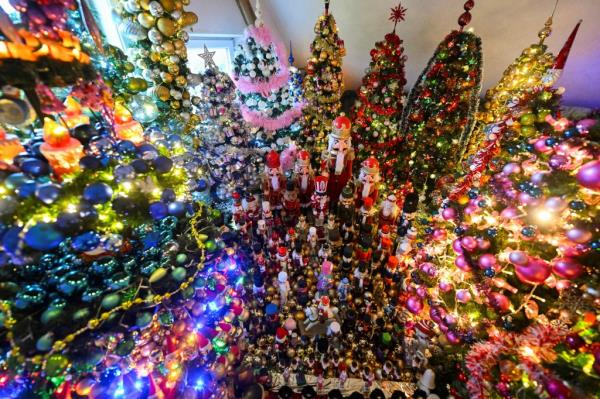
[321,115,354,205]
[379,193,399,228]
[293,149,314,211]
[231,192,244,229]
[355,157,381,207]
[311,176,330,227]
[282,180,301,226]
[262,150,285,210]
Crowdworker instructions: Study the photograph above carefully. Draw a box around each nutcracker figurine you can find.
[358,197,377,227]
[379,193,399,228]
[262,150,285,210]
[337,184,355,224]
[311,176,330,227]
[355,157,380,207]
[282,180,300,226]
[278,271,290,306]
[231,192,244,229]
[293,149,314,211]
[321,115,354,205]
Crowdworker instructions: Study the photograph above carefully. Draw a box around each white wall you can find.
[186,0,247,36]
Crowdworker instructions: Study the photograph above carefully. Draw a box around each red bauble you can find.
[488,292,510,313]
[565,333,585,350]
[515,258,551,285]
[552,257,584,280]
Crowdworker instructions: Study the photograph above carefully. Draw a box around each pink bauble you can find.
[455,255,472,272]
[566,227,592,244]
[534,137,552,153]
[531,171,548,184]
[488,292,510,312]
[433,228,447,241]
[461,236,477,251]
[545,197,567,212]
[576,118,598,131]
[552,257,584,280]
[556,280,572,290]
[452,239,464,254]
[502,162,521,175]
[477,238,491,250]
[478,253,497,269]
[442,207,457,221]
[509,250,529,265]
[438,281,452,292]
[429,306,445,324]
[500,207,518,219]
[545,378,570,399]
[515,258,551,285]
[518,192,535,205]
[576,160,600,191]
[444,313,457,325]
[456,289,472,303]
[416,286,427,298]
[445,330,461,345]
[464,205,477,215]
[559,244,582,257]
[406,296,423,315]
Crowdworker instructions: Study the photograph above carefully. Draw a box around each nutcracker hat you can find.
[343,245,353,258]
[314,175,328,193]
[387,255,399,269]
[332,115,352,139]
[277,246,288,258]
[320,296,330,306]
[276,327,288,343]
[327,321,341,335]
[381,237,392,249]
[286,179,296,191]
[341,277,349,284]
[363,197,374,209]
[278,271,288,283]
[288,227,295,236]
[341,184,354,199]
[338,362,346,371]
[232,192,241,200]
[301,385,317,398]
[361,157,380,174]
[381,224,390,234]
[265,150,281,169]
[297,149,311,165]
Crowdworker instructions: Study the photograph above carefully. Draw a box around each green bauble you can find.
[519,113,536,126]
[115,337,135,357]
[41,307,63,324]
[45,354,69,377]
[101,293,121,309]
[171,267,186,282]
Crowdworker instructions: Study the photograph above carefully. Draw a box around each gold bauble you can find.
[167,64,180,75]
[173,39,185,49]
[182,90,190,100]
[150,52,161,62]
[170,100,181,109]
[182,0,190,5]
[137,12,155,29]
[287,348,296,358]
[159,0,176,12]
[157,17,177,37]
[140,0,151,10]
[295,310,305,321]
[160,72,173,83]
[182,11,198,26]
[266,286,275,295]
[162,41,175,53]
[153,85,170,101]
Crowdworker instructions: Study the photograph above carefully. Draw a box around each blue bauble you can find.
[5,173,28,190]
[153,156,173,174]
[82,287,103,302]
[161,188,176,203]
[90,258,118,276]
[79,156,103,170]
[21,158,50,177]
[17,181,37,198]
[72,124,97,145]
[545,137,557,147]
[0,196,17,218]
[24,223,64,251]
[35,183,61,204]
[167,201,185,218]
[130,159,149,173]
[569,200,585,211]
[83,183,113,205]
[114,164,136,181]
[563,128,578,138]
[56,212,81,234]
[2,227,22,256]
[29,141,44,157]
[79,203,98,222]
[104,272,130,290]
[149,202,168,220]
[117,140,137,155]
[137,143,158,158]
[483,268,495,277]
[14,284,46,309]
[521,226,536,238]
[88,136,115,155]
[71,231,101,252]
[102,234,123,252]
[57,271,88,296]
[197,178,208,191]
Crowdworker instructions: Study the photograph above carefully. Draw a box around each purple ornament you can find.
[552,257,584,280]
[566,227,592,244]
[445,330,461,345]
[534,137,552,153]
[549,154,569,169]
[531,171,548,184]
[565,333,585,350]
[464,205,477,215]
[576,160,600,191]
[501,207,518,219]
[509,251,529,265]
[477,238,491,250]
[461,236,477,251]
[544,197,567,212]
[456,289,471,303]
[515,258,551,285]
[439,281,452,292]
[432,228,447,241]
[452,239,464,254]
[455,255,472,272]
[406,296,423,315]
[502,162,521,175]
[442,207,457,221]
[478,253,497,269]
[416,286,427,298]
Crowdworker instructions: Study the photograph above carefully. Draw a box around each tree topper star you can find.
[199,44,218,70]
[390,3,407,32]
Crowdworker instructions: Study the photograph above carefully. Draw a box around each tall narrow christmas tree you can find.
[301,0,346,153]
[288,42,304,106]
[194,46,258,206]
[353,3,408,165]
[232,1,303,151]
[384,0,482,197]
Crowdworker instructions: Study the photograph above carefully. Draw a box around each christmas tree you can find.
[232,2,303,151]
[384,0,482,197]
[194,46,259,207]
[287,42,304,106]
[301,0,346,153]
[353,3,408,165]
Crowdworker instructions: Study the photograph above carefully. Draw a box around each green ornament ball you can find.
[45,354,69,377]
[171,267,187,282]
[520,113,536,126]
[101,293,121,309]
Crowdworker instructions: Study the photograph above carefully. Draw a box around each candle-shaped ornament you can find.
[114,103,145,145]
[62,96,90,128]
[0,128,24,165]
[40,117,84,177]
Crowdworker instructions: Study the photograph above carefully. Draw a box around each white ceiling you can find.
[190,0,600,108]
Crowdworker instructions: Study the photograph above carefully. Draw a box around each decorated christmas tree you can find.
[113,0,199,129]
[194,46,260,206]
[384,0,482,198]
[353,3,408,165]
[301,0,346,153]
[232,1,303,151]
[287,42,304,106]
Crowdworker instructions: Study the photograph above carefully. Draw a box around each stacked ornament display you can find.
[193,47,261,206]
[232,1,304,152]
[113,0,199,129]
[353,3,408,167]
[301,0,346,154]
